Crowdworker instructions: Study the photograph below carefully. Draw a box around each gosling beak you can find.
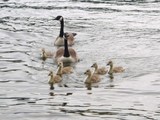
[84,72,86,74]
[91,65,93,67]
[57,64,60,68]
[72,33,77,37]
[48,72,51,76]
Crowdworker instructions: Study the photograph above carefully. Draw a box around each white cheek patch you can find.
[60,17,63,21]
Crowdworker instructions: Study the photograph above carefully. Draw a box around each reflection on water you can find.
[0,0,160,120]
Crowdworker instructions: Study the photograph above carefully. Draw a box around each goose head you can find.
[54,15,63,22]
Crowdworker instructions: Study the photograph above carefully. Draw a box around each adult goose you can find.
[54,15,77,46]
[54,34,79,64]
[107,60,125,74]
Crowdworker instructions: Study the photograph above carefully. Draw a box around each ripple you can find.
[0,69,21,72]
[1,0,160,120]
[0,96,30,100]
[0,58,24,63]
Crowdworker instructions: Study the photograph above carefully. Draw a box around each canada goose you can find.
[91,63,108,75]
[41,48,54,61]
[54,15,77,46]
[84,69,101,84]
[54,34,79,63]
[56,61,74,74]
[48,70,62,90]
[107,60,125,74]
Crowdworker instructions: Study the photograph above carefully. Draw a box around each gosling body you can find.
[41,48,54,61]
[48,70,62,90]
[91,63,107,75]
[56,62,74,74]
[107,60,125,74]
[84,69,101,84]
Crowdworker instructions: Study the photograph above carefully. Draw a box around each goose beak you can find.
[54,17,58,20]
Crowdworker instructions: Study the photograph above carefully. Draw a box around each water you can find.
[0,0,160,119]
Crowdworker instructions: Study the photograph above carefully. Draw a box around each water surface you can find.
[0,0,160,119]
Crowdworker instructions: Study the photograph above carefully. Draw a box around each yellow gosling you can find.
[91,62,108,75]
[41,48,54,61]
[48,70,62,90]
[107,60,125,74]
[57,62,74,74]
[84,69,101,84]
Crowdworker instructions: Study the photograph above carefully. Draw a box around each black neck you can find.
[63,38,70,57]
[59,19,64,37]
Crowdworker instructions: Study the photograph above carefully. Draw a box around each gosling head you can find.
[48,70,53,76]
[64,33,70,39]
[84,69,92,76]
[91,63,97,68]
[54,15,63,22]
[107,60,113,66]
[41,48,45,54]
[57,61,63,67]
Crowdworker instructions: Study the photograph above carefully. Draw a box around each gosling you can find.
[56,62,74,75]
[48,70,62,90]
[107,60,125,74]
[84,69,101,84]
[91,62,108,75]
[41,48,54,61]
